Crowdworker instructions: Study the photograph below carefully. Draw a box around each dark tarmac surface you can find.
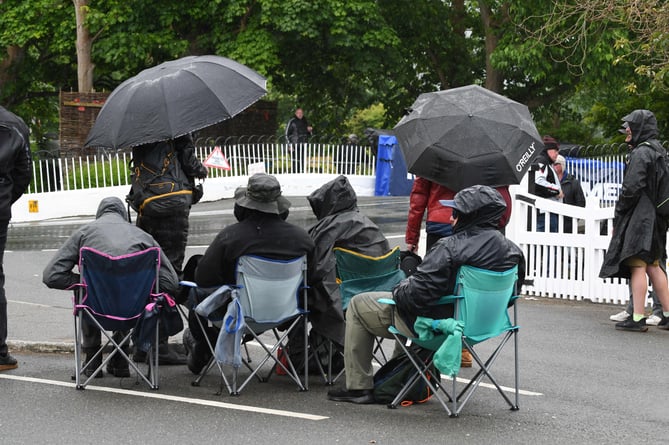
[2,195,668,443]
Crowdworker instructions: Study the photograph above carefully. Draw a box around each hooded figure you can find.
[307,175,390,346]
[187,173,314,375]
[600,109,667,279]
[392,185,526,332]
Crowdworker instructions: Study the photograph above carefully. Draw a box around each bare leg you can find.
[629,266,648,316]
[646,264,669,312]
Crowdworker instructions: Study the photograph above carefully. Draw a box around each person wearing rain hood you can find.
[182,173,314,375]
[42,197,179,378]
[298,176,390,353]
[600,109,669,332]
[327,185,525,404]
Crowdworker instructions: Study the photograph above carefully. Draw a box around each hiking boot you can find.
[609,310,630,322]
[158,342,187,365]
[461,348,472,368]
[183,328,211,374]
[327,387,375,404]
[615,318,648,332]
[84,352,104,378]
[106,353,130,378]
[0,353,18,371]
[657,315,669,330]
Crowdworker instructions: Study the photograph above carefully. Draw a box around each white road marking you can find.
[0,374,329,420]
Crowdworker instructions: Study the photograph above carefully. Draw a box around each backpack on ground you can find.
[372,346,440,405]
[640,140,669,217]
[126,141,193,217]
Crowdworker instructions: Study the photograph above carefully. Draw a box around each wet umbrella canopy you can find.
[394,85,542,191]
[85,55,267,150]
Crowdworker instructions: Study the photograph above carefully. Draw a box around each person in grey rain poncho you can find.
[304,175,390,348]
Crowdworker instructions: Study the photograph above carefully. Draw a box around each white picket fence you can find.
[507,186,634,304]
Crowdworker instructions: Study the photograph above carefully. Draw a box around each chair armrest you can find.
[435,295,461,305]
[377,298,395,305]
[179,280,197,287]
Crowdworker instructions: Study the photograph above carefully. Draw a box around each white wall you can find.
[11,174,377,223]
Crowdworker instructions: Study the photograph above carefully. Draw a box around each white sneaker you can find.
[646,314,662,326]
[610,310,630,322]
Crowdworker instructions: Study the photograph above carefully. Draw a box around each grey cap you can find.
[439,184,506,215]
[235,173,286,214]
[235,184,291,214]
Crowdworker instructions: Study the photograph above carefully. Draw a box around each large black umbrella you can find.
[394,85,542,191]
[85,55,267,149]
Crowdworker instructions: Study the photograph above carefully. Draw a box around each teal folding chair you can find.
[382,264,520,416]
[314,246,406,384]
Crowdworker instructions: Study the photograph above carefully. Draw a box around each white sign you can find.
[203,146,231,170]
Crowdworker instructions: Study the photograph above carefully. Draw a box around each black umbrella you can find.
[0,105,30,149]
[394,85,542,191]
[85,55,267,149]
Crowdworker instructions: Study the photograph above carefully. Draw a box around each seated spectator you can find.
[183,173,314,374]
[42,197,179,377]
[301,175,390,352]
[326,185,526,404]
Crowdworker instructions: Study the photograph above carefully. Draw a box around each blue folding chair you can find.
[383,264,520,416]
[188,254,309,395]
[72,246,166,389]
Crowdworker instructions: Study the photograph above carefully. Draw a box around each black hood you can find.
[622,109,659,147]
[308,175,358,220]
[443,185,507,232]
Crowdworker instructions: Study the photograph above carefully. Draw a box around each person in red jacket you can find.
[406,177,512,254]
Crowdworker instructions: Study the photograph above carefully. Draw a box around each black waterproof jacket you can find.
[0,110,32,220]
[307,175,390,345]
[392,186,526,333]
[600,110,667,278]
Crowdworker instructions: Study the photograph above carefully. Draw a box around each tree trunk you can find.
[73,0,94,92]
[479,0,503,93]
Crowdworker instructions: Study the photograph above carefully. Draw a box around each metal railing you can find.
[27,142,377,194]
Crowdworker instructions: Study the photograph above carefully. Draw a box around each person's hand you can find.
[198,166,209,179]
[407,243,417,252]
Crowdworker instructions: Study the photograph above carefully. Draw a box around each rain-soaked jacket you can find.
[0,111,32,220]
[393,185,526,333]
[42,197,179,295]
[307,175,390,345]
[600,109,667,279]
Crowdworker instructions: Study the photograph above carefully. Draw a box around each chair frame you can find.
[72,246,163,390]
[386,264,520,417]
[189,254,309,396]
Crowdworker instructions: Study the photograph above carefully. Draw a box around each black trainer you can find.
[615,317,648,332]
[0,353,18,371]
[327,387,375,404]
[657,315,669,330]
[106,353,130,378]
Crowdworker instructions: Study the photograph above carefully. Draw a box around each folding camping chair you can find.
[313,246,406,385]
[72,246,165,389]
[189,254,309,395]
[382,264,519,416]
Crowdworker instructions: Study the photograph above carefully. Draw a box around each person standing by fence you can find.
[0,106,32,371]
[599,109,669,331]
[285,108,313,173]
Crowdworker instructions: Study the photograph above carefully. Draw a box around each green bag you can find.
[372,346,440,405]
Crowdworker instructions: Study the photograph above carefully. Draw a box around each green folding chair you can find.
[382,264,520,416]
[314,246,406,384]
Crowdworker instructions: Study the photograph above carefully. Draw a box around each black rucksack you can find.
[126,141,193,217]
[372,346,440,405]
